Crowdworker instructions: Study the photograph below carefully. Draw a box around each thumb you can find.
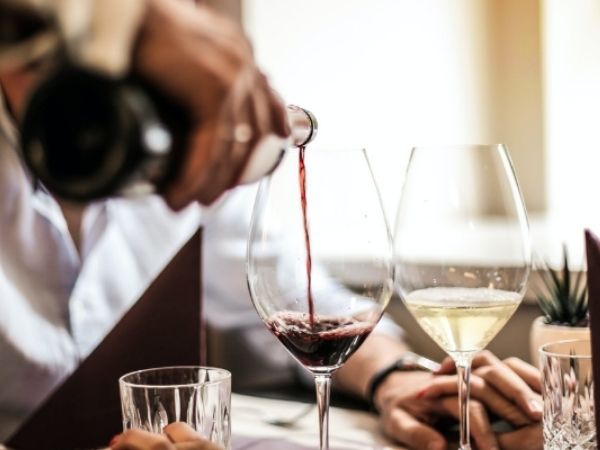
[435,357,456,375]
[383,407,447,450]
[497,423,543,450]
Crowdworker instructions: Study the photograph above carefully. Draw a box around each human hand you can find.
[109,423,222,450]
[135,0,289,209]
[435,351,542,418]
[373,351,543,450]
[425,351,543,449]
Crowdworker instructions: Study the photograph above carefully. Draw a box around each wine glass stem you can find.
[456,358,473,450]
[314,374,331,450]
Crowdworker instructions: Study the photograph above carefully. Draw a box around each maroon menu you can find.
[7,230,203,450]
[585,229,600,435]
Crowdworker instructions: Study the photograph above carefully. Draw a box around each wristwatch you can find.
[367,352,441,412]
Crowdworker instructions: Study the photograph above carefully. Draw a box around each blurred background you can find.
[208,0,600,363]
[230,0,598,265]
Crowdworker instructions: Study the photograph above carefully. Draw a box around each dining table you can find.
[232,393,406,450]
[0,393,461,450]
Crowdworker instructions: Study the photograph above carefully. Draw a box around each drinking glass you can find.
[247,148,393,450]
[119,366,231,449]
[540,339,596,449]
[393,145,531,450]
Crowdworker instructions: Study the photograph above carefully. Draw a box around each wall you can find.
[243,0,545,220]
[543,0,600,246]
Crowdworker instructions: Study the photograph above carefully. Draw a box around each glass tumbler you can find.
[540,339,595,449]
[119,366,231,449]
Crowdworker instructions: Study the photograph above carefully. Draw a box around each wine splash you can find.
[299,145,315,326]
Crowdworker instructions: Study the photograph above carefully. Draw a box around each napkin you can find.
[7,230,203,450]
[585,229,600,436]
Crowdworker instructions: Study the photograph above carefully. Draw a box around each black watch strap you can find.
[367,352,441,412]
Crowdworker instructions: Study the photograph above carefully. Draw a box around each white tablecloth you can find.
[232,394,404,450]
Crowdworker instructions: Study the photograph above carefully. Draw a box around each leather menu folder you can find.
[7,229,203,450]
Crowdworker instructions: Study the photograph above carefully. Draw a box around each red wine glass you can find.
[247,148,393,450]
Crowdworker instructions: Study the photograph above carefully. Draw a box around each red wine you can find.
[267,312,373,369]
[298,145,315,326]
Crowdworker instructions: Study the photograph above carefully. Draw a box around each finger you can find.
[251,70,289,138]
[164,121,219,209]
[111,429,172,450]
[435,357,456,375]
[471,350,501,369]
[422,375,531,427]
[164,92,257,209]
[248,73,272,139]
[468,399,500,450]
[497,423,543,450]
[174,444,220,450]
[204,73,265,195]
[419,375,462,398]
[470,377,531,427]
[163,423,205,443]
[383,407,447,450]
[475,364,543,421]
[163,424,224,449]
[503,357,542,393]
[266,86,290,138]
[437,397,500,450]
[437,351,501,375]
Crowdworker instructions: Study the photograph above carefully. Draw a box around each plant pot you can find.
[529,316,590,368]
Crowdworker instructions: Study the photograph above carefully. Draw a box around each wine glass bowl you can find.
[393,144,531,449]
[247,147,393,449]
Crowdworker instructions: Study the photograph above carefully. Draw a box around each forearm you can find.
[333,332,410,400]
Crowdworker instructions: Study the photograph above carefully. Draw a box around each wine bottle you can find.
[20,65,317,201]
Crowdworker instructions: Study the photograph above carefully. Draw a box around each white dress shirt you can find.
[0,96,293,440]
[0,91,201,441]
[0,89,402,442]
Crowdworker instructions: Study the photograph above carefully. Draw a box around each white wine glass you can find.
[247,147,393,450]
[393,144,531,450]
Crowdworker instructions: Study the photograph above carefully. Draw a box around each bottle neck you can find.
[237,105,318,185]
[288,105,318,147]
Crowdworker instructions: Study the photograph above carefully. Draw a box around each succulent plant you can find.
[533,245,588,327]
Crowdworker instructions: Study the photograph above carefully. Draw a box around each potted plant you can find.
[529,246,589,367]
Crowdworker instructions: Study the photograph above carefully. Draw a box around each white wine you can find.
[405,287,521,357]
